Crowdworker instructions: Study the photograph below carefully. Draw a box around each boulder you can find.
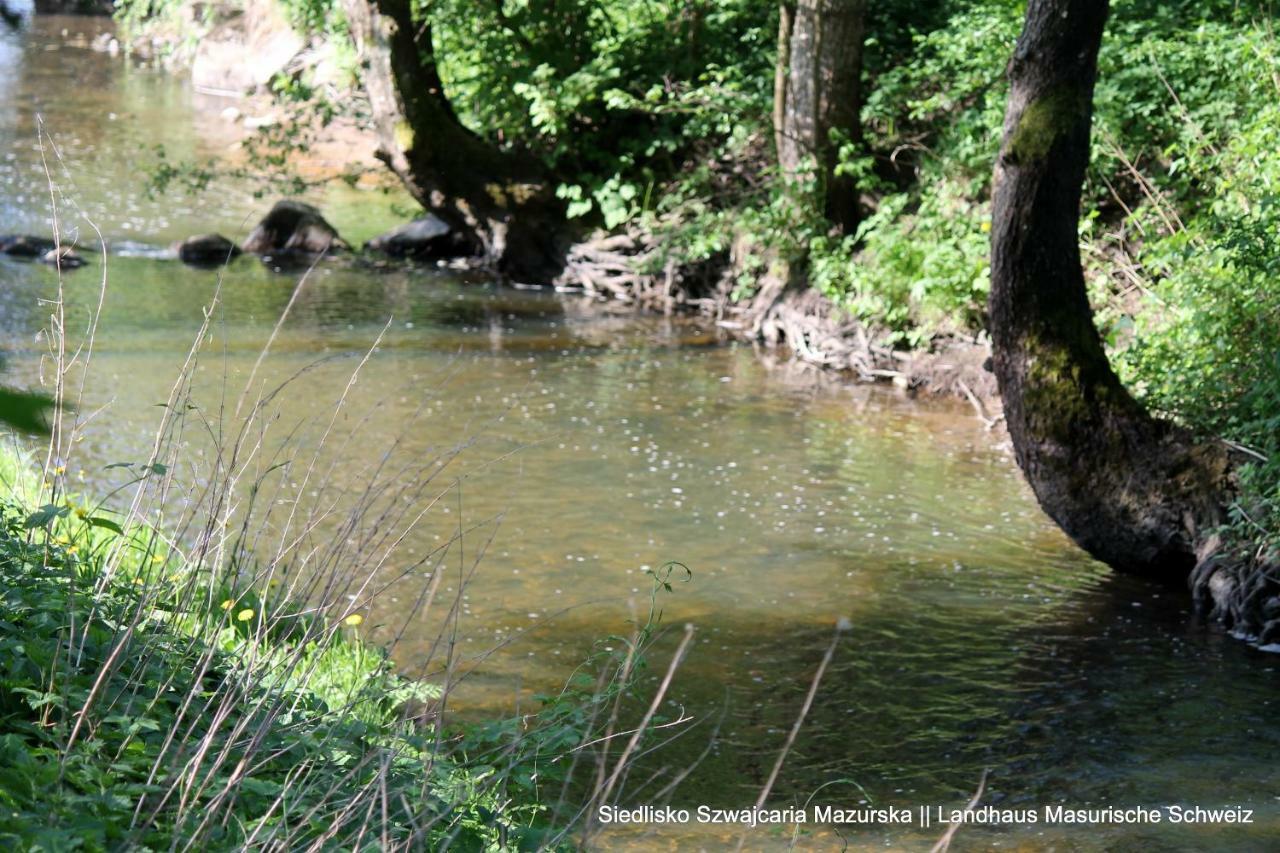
[41,247,85,269]
[0,235,56,258]
[177,233,242,266]
[365,215,474,260]
[241,201,347,256]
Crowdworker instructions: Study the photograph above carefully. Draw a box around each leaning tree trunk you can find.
[990,0,1232,581]
[341,0,569,280]
[775,0,866,234]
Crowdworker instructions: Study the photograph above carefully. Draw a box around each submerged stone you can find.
[0,235,83,267]
[40,247,85,269]
[177,233,242,266]
[365,214,473,260]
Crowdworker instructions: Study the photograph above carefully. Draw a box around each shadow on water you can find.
[581,568,1277,850]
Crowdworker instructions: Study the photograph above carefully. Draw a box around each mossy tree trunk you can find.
[341,0,569,280]
[774,0,866,234]
[990,0,1232,580]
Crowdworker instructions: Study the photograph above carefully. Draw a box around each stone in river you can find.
[241,200,348,256]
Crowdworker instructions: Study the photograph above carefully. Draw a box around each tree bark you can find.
[772,2,794,164]
[989,0,1232,580]
[775,0,865,233]
[341,0,569,280]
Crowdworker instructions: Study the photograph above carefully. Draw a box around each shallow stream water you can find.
[1,16,1277,851]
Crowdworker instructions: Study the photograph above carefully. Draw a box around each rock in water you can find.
[177,234,242,266]
[0,235,56,258]
[365,215,473,259]
[2,236,83,268]
[241,201,347,256]
[1,4,21,30]
[40,247,85,269]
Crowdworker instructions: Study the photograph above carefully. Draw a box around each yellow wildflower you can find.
[236,609,255,622]
[344,614,364,627]
[220,599,234,610]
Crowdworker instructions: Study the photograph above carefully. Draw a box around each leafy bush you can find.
[432,0,776,227]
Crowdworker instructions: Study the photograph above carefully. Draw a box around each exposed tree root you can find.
[1192,537,1280,649]
[556,229,724,313]
[556,228,999,408]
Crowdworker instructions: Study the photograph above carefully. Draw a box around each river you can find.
[1,16,1277,851]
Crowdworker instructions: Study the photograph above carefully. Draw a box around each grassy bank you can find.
[0,445,586,849]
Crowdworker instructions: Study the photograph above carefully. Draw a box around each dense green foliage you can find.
[431,0,775,228]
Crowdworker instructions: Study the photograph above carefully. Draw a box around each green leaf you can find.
[87,516,124,535]
[25,504,70,529]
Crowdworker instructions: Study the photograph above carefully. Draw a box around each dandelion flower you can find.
[151,554,165,564]
[344,614,364,627]
[53,465,65,476]
[236,609,255,622]
[220,599,234,610]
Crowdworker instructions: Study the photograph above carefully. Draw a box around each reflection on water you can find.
[1,15,1277,853]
